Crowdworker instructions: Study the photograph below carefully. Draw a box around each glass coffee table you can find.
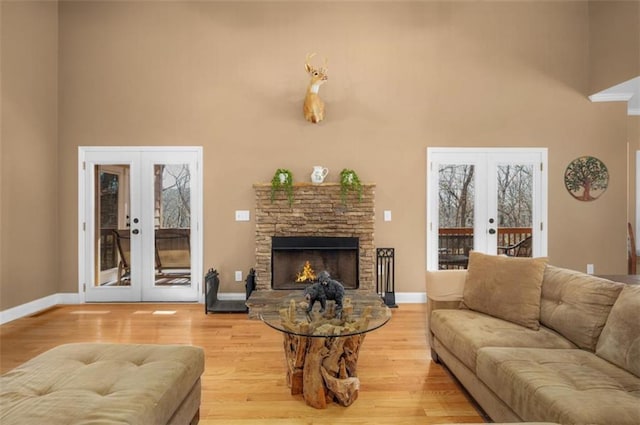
[253,290,391,409]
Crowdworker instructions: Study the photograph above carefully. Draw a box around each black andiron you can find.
[205,268,255,313]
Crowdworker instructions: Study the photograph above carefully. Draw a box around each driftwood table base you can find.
[252,292,391,409]
[277,299,374,408]
[284,333,364,408]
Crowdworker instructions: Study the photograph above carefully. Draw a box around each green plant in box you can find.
[271,168,294,206]
[339,169,363,205]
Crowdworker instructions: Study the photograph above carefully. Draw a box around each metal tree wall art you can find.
[564,156,609,201]
[303,53,328,123]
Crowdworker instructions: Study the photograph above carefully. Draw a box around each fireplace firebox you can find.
[271,236,359,290]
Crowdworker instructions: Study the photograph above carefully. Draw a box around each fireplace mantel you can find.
[253,182,375,291]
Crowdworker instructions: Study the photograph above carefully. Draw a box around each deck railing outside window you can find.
[438,227,532,269]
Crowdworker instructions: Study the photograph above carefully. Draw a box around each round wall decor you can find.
[564,156,609,201]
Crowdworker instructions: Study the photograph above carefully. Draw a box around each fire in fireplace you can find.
[271,236,359,290]
[296,261,316,283]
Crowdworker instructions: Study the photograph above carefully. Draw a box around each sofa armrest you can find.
[426,270,467,302]
[425,270,467,354]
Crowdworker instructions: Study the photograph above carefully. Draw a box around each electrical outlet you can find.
[235,271,243,281]
[384,210,392,221]
[587,264,594,275]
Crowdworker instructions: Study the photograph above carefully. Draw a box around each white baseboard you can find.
[1,291,427,325]
[58,293,82,305]
[0,293,81,325]
[394,292,427,303]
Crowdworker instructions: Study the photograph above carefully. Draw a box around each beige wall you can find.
[629,116,640,227]
[587,0,640,262]
[1,1,636,310]
[589,0,640,94]
[1,1,59,310]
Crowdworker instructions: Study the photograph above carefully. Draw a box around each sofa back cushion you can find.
[540,266,624,351]
[461,251,548,330]
[596,285,640,377]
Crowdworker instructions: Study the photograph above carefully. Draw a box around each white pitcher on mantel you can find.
[311,166,329,184]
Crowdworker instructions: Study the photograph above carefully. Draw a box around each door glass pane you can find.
[496,164,533,257]
[95,165,131,286]
[438,164,474,269]
[154,164,191,286]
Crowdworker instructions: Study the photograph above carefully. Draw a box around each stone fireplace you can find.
[254,183,375,291]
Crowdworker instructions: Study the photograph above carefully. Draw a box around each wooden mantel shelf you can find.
[253,183,375,188]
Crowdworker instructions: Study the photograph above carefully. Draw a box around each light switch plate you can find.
[235,210,250,221]
[384,210,392,221]
[235,271,243,281]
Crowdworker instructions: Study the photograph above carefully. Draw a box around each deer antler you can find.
[305,53,317,73]
[320,56,328,75]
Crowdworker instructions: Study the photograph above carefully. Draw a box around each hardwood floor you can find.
[0,303,484,424]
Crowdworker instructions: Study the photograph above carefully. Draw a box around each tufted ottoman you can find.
[0,343,205,425]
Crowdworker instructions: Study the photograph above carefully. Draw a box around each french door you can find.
[79,147,202,302]
[427,148,548,271]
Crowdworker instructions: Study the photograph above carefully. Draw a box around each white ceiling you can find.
[589,76,640,116]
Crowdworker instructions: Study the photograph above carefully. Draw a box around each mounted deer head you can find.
[303,53,328,124]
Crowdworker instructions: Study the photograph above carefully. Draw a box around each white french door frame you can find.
[78,146,204,303]
[426,147,548,271]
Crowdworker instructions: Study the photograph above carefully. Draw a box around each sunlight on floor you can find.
[70,311,110,315]
[132,310,177,315]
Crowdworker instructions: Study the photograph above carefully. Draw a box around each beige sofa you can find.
[0,343,205,425]
[426,252,640,425]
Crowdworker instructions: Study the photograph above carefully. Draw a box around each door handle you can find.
[132,229,140,235]
[488,228,496,235]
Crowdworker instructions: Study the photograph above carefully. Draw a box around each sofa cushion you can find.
[476,347,640,425]
[0,343,205,425]
[461,251,548,330]
[540,265,624,351]
[430,309,575,371]
[596,285,640,377]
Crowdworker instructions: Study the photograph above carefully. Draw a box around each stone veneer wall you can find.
[254,183,375,291]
